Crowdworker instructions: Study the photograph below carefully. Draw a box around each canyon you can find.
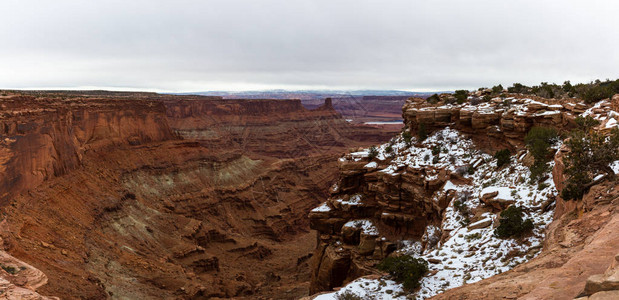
[0,91,395,299]
[0,90,618,300]
[186,90,424,124]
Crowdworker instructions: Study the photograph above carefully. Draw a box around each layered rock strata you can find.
[402,96,582,149]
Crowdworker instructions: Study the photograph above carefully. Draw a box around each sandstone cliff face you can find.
[0,95,174,203]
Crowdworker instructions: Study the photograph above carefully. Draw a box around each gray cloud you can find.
[1,0,618,92]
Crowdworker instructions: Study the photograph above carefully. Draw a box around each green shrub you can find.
[368,146,379,159]
[467,166,475,175]
[491,84,504,94]
[507,83,529,94]
[377,256,428,290]
[582,85,612,103]
[575,115,600,132]
[402,131,413,146]
[454,192,472,225]
[385,145,393,153]
[1,265,17,275]
[454,90,468,104]
[495,206,534,238]
[432,145,441,156]
[336,291,364,300]
[561,125,619,200]
[432,156,439,164]
[465,232,482,241]
[418,123,428,142]
[494,149,511,168]
[453,199,469,215]
[427,94,440,104]
[525,126,559,182]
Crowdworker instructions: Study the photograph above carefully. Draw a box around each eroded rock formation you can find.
[402,95,581,150]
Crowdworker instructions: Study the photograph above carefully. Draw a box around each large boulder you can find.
[309,245,352,294]
[582,253,619,296]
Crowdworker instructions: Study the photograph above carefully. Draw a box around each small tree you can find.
[418,123,428,142]
[494,149,511,168]
[562,80,573,93]
[402,131,413,146]
[492,84,504,94]
[368,146,379,159]
[525,127,559,182]
[561,119,619,200]
[426,94,440,104]
[495,205,534,238]
[454,90,468,104]
[377,256,428,290]
[582,85,612,104]
[508,83,529,94]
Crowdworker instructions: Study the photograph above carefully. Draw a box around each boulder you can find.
[309,245,352,294]
[584,273,619,295]
[589,291,619,300]
[358,234,377,256]
[481,191,499,201]
[479,191,515,211]
[468,218,493,230]
[582,252,619,296]
[611,94,619,112]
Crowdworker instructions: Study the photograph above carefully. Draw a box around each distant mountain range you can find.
[174,89,451,100]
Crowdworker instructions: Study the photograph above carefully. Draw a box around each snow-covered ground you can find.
[313,277,406,300]
[414,144,556,298]
[317,127,558,299]
[343,219,379,235]
[581,99,619,130]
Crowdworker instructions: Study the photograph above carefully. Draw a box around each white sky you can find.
[1,0,618,92]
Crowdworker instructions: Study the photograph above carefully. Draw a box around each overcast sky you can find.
[1,0,618,92]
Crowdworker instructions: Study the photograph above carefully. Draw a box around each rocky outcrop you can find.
[0,242,55,299]
[308,149,454,294]
[578,253,619,299]
[402,96,577,149]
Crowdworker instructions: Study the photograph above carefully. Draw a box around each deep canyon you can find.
[0,91,395,299]
[0,90,617,300]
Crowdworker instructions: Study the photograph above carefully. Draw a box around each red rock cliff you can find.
[0,95,174,203]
